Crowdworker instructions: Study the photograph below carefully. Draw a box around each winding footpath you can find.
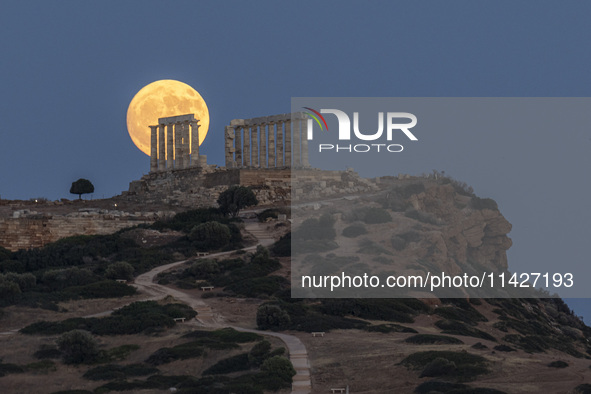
[0,220,312,393]
[132,220,312,394]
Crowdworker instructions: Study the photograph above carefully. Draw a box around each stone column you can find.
[251,125,259,167]
[158,125,166,170]
[243,126,251,167]
[174,122,183,168]
[167,123,174,169]
[284,119,292,167]
[235,127,242,167]
[292,118,301,167]
[191,120,200,167]
[184,122,192,168]
[302,118,310,167]
[224,125,235,168]
[276,121,284,167]
[268,122,276,167]
[260,122,267,168]
[150,126,158,172]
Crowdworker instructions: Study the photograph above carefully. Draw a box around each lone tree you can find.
[70,178,94,200]
[217,186,258,217]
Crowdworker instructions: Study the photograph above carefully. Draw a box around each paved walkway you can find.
[132,220,312,394]
[0,220,312,393]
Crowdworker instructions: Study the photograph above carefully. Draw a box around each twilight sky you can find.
[1,1,590,314]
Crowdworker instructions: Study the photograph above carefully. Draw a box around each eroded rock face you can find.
[409,184,512,274]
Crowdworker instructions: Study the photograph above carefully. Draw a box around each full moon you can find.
[126,80,210,156]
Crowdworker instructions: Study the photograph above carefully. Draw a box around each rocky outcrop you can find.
[408,184,512,273]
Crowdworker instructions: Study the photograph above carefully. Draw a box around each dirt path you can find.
[132,220,312,394]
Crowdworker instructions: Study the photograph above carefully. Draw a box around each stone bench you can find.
[311,332,325,337]
[196,252,209,257]
[201,286,214,291]
[330,389,346,394]
[173,317,186,323]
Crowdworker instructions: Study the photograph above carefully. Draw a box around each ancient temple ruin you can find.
[224,112,310,169]
[149,114,205,172]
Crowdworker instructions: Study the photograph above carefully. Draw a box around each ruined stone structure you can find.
[0,209,172,252]
[150,114,205,172]
[224,112,310,169]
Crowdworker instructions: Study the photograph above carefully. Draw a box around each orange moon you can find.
[126,80,210,156]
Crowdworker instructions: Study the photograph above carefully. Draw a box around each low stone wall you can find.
[0,210,172,252]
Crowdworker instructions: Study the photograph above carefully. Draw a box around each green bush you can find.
[203,353,250,375]
[493,345,516,352]
[105,261,134,281]
[217,186,258,217]
[294,214,336,241]
[342,224,367,238]
[401,350,489,381]
[145,342,206,365]
[34,345,62,359]
[182,328,261,343]
[257,304,291,330]
[364,324,417,334]
[271,233,290,257]
[153,207,227,232]
[435,320,496,342]
[0,362,25,377]
[414,381,468,394]
[548,360,568,368]
[420,357,457,378]
[260,356,296,389]
[248,340,271,366]
[405,334,464,345]
[83,363,159,380]
[64,280,136,299]
[22,301,195,336]
[25,359,56,373]
[57,330,99,364]
[574,384,591,394]
[190,221,232,250]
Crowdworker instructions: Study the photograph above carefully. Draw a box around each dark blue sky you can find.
[1,1,590,316]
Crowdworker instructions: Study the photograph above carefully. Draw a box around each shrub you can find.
[0,362,25,377]
[471,196,498,210]
[57,330,99,364]
[271,233,290,257]
[574,384,591,394]
[188,259,220,279]
[472,342,488,350]
[548,360,568,368]
[83,363,159,380]
[390,236,407,251]
[257,209,280,222]
[435,320,496,342]
[414,381,468,394]
[34,345,63,359]
[217,186,258,217]
[248,340,271,366]
[364,324,417,334]
[342,224,367,238]
[405,334,463,345]
[401,350,489,381]
[294,214,336,241]
[493,345,516,352]
[203,353,250,375]
[260,356,296,389]
[145,342,205,366]
[105,261,134,281]
[363,207,392,224]
[420,357,457,378]
[257,305,291,330]
[41,267,97,291]
[25,359,56,373]
[190,221,232,250]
